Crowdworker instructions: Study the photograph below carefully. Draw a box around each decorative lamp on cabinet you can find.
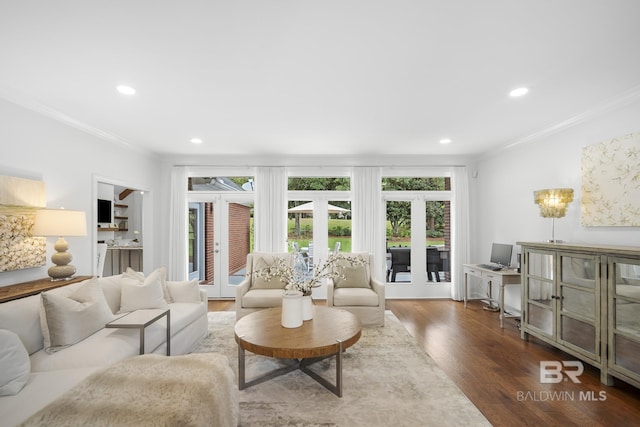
[32,208,87,281]
[533,188,574,243]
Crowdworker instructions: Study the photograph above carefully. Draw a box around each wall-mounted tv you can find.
[97,199,112,223]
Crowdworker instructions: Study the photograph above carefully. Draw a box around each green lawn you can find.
[287,218,444,250]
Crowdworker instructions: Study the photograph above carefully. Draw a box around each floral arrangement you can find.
[254,252,368,296]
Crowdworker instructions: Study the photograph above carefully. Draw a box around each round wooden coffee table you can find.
[234,306,361,397]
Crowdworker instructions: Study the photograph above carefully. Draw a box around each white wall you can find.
[0,98,161,286]
[472,99,640,309]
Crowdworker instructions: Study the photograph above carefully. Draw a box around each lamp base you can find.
[48,237,76,281]
[48,265,76,281]
[546,239,565,243]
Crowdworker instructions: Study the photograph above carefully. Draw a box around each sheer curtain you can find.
[352,167,384,280]
[451,166,471,300]
[254,167,287,252]
[168,166,188,280]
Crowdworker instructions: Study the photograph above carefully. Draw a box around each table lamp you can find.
[533,188,574,243]
[32,208,87,280]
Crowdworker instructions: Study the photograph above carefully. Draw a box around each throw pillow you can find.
[334,255,370,288]
[0,329,30,396]
[123,267,172,303]
[41,278,117,353]
[119,267,169,313]
[166,279,201,303]
[251,253,290,289]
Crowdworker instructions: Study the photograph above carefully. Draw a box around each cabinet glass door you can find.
[610,257,640,378]
[525,251,554,336]
[558,254,599,358]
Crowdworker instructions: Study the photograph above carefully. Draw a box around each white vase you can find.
[281,290,303,328]
[302,295,313,321]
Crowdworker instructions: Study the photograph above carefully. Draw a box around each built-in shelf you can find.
[98,227,119,232]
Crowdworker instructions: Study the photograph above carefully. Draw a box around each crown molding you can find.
[502,84,640,153]
[0,87,152,155]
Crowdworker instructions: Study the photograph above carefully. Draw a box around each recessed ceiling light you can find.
[509,87,529,97]
[439,138,452,144]
[190,138,203,144]
[116,85,136,95]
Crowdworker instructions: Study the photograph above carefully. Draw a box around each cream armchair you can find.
[235,252,293,320]
[327,253,385,326]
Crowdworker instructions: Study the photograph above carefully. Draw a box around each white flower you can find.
[254,253,368,296]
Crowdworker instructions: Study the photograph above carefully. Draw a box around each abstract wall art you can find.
[582,132,640,226]
[0,175,47,272]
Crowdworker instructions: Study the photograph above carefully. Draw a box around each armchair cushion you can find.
[251,252,291,289]
[241,289,285,308]
[333,288,380,307]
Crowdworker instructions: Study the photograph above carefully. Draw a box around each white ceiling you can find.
[1,1,640,158]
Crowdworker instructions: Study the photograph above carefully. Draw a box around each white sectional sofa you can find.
[0,269,209,427]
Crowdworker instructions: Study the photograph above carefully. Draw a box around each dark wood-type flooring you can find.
[208,299,640,427]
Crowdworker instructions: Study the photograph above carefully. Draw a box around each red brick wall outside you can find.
[204,203,214,284]
[202,202,250,285]
[228,203,251,274]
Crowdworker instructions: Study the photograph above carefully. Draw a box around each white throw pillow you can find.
[119,268,169,313]
[0,329,30,396]
[166,279,201,303]
[123,267,172,303]
[40,278,116,353]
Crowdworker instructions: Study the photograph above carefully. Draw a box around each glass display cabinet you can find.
[519,242,640,388]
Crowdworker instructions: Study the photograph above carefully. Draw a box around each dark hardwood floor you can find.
[208,299,640,427]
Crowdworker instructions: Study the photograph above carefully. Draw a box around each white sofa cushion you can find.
[0,295,43,355]
[333,287,380,306]
[242,289,284,308]
[0,329,30,396]
[119,268,168,313]
[30,301,205,372]
[0,366,99,427]
[41,279,116,353]
[166,279,201,303]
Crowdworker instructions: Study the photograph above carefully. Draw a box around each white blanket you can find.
[20,353,238,427]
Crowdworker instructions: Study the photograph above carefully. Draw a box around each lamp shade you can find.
[32,209,87,237]
[533,188,574,218]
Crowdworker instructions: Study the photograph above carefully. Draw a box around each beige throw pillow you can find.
[334,255,370,288]
[119,268,168,313]
[123,267,172,303]
[166,279,201,303]
[41,278,116,353]
[251,253,290,289]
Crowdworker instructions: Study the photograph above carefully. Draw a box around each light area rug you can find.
[193,311,490,427]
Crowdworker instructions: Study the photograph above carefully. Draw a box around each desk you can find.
[463,264,521,328]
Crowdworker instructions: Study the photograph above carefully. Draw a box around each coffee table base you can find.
[238,340,344,397]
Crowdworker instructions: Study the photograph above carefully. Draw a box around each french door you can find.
[188,194,254,298]
[383,195,451,298]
